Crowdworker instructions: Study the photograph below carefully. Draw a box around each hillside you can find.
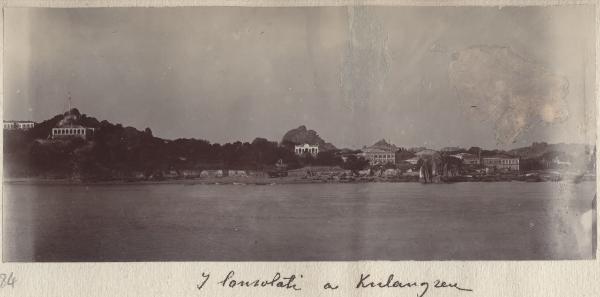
[3,110,299,180]
[508,142,593,159]
[281,125,337,151]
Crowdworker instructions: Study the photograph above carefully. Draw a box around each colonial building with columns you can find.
[51,125,95,140]
[51,106,95,140]
[294,144,319,156]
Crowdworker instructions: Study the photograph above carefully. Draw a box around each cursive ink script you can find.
[216,270,303,291]
[356,273,472,297]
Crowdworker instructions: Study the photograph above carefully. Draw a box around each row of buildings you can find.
[294,140,521,172]
[7,112,519,172]
[4,110,95,140]
[446,152,520,171]
[4,120,35,130]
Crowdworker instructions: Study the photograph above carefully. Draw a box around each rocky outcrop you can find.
[281,125,337,151]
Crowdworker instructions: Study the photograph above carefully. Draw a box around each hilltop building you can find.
[294,143,319,156]
[4,120,35,130]
[482,154,520,171]
[51,97,95,140]
[52,125,95,140]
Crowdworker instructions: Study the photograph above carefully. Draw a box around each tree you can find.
[314,151,343,166]
[467,147,482,155]
[342,155,369,175]
[395,150,415,161]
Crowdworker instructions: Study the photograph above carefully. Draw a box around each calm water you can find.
[3,181,596,261]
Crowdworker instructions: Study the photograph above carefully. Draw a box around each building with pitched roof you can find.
[361,139,400,165]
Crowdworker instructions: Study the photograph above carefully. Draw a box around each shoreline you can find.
[3,174,595,186]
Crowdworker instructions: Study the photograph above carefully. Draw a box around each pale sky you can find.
[4,6,596,149]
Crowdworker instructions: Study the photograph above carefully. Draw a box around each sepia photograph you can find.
[2,5,596,262]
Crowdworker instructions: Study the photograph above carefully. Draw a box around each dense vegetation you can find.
[4,109,594,180]
[3,109,357,180]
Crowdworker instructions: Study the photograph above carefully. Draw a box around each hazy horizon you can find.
[4,6,596,150]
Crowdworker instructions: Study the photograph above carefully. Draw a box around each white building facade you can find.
[52,125,95,140]
[4,121,35,130]
[482,155,520,171]
[362,148,396,165]
[294,144,319,156]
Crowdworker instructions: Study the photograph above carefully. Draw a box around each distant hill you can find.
[281,125,337,151]
[508,142,595,172]
[367,139,398,152]
[508,142,593,159]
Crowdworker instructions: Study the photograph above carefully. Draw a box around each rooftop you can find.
[483,154,518,159]
[4,120,35,123]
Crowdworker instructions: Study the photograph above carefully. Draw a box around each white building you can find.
[4,120,35,130]
[361,139,399,165]
[50,104,96,140]
[482,154,520,171]
[361,147,396,165]
[294,144,319,156]
[52,125,95,140]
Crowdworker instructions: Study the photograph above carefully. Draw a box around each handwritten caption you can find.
[197,271,472,297]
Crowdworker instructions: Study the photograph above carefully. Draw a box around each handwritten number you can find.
[0,273,16,288]
[197,272,210,290]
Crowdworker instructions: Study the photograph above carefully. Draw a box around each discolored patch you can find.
[340,6,390,112]
[449,45,569,145]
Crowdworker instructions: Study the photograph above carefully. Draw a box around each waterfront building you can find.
[4,120,35,130]
[482,154,520,171]
[361,139,400,165]
[362,147,396,165]
[294,143,319,156]
[363,140,397,165]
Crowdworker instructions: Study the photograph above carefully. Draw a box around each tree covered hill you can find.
[4,109,302,180]
[281,125,337,151]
